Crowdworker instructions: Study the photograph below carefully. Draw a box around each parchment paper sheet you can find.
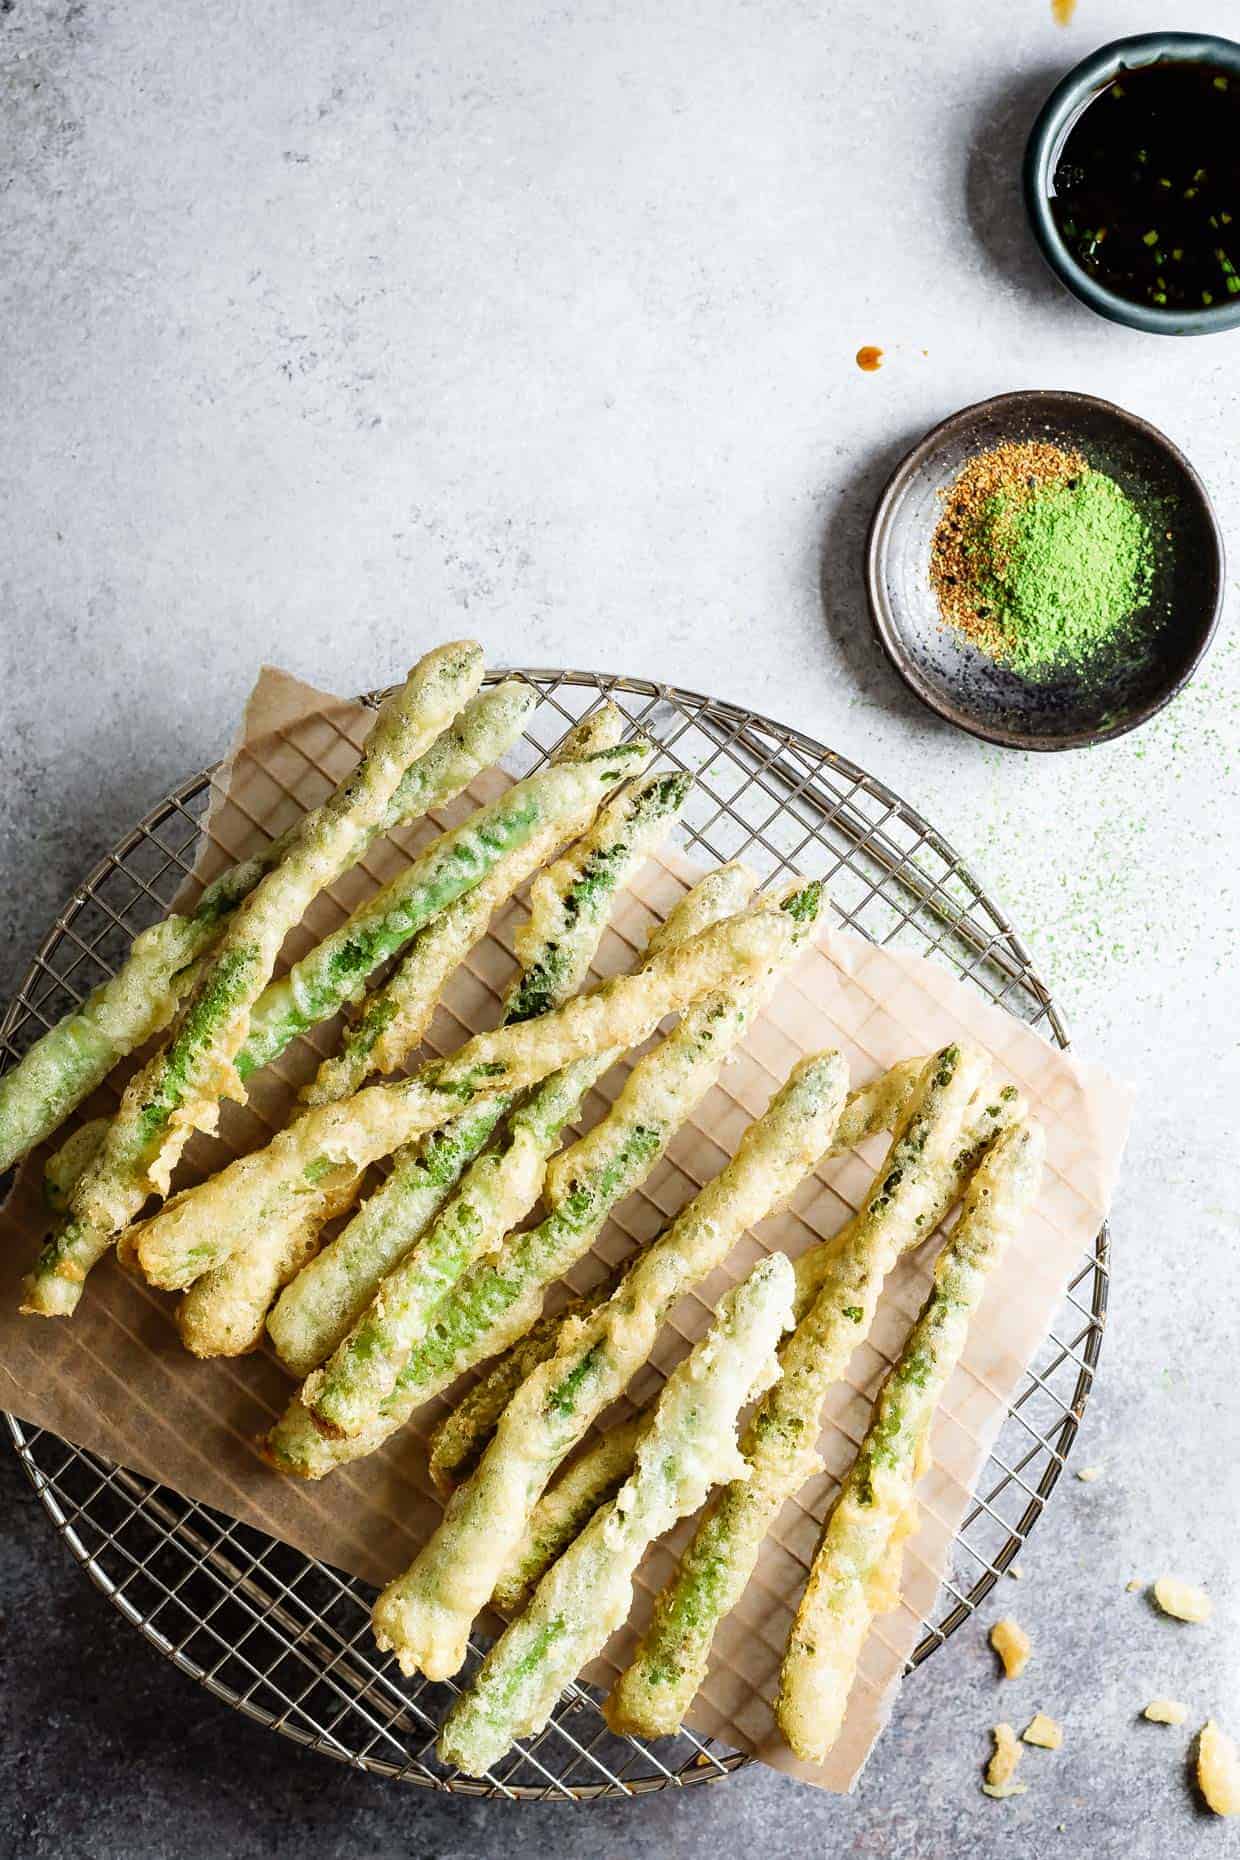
[0,668,1132,1792]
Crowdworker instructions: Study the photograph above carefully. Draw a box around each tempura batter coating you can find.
[135,886,816,1295]
[301,858,747,1438]
[177,713,650,1357]
[490,1414,647,1614]
[266,751,696,1378]
[2,676,535,1180]
[776,1119,1045,1762]
[370,1049,845,1681]
[24,643,485,1317]
[605,1043,990,1739]
[263,883,821,1479]
[427,1252,796,1776]
[429,1057,941,1493]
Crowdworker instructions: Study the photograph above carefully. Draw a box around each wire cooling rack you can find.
[1,668,1107,1800]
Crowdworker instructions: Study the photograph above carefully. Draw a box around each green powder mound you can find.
[974,470,1155,676]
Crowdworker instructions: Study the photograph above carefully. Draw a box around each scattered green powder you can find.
[931,442,1157,677]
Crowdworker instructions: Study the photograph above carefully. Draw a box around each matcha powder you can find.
[931,441,1157,677]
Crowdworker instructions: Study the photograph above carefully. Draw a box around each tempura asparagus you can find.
[266,757,698,1379]
[425,1056,933,1494]
[23,643,486,1317]
[374,1050,847,1681]
[134,883,816,1297]
[174,712,645,1356]
[0,675,534,1180]
[490,1414,647,1614]
[488,1087,1025,1609]
[426,1284,615,1494]
[31,726,648,1318]
[291,881,824,1471]
[262,881,822,1479]
[428,1252,796,1776]
[776,1118,1045,1761]
[300,860,753,1439]
[604,1042,990,1738]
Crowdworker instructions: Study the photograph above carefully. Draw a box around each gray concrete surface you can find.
[2,0,1238,1854]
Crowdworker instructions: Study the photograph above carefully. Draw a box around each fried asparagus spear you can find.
[268,770,702,1383]
[373,1050,848,1681]
[262,879,823,1478]
[40,688,584,1213]
[429,1251,796,1777]
[425,1056,929,1494]
[426,1284,615,1494]
[776,1118,1045,1761]
[22,644,487,1317]
[604,1042,991,1738]
[28,712,645,1320]
[268,879,824,1474]
[0,674,534,1182]
[262,707,631,1372]
[134,883,815,1300]
[300,860,757,1439]
[488,1083,1025,1610]
[175,712,648,1356]
[490,1414,648,1614]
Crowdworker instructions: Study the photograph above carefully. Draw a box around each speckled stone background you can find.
[2,1,1238,1854]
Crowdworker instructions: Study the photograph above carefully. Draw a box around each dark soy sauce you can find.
[1049,59,1240,309]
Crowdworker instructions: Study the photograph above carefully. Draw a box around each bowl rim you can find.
[1023,30,1240,336]
[863,387,1227,753]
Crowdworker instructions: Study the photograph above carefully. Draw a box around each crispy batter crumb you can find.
[1144,1698,1189,1725]
[1023,1713,1063,1749]
[1008,1562,1025,1580]
[1198,1721,1240,1816]
[1076,1465,1102,1482]
[1126,1578,1143,1593]
[991,1616,1032,1678]
[1154,1576,1212,1623]
[984,1722,1027,1798]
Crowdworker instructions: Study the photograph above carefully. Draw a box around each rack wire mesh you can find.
[1,668,1107,1800]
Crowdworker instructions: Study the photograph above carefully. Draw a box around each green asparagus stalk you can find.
[173,711,643,1357]
[22,643,487,1318]
[489,1413,647,1615]
[428,1252,796,1776]
[790,1081,1027,1317]
[300,860,751,1440]
[426,1283,615,1494]
[32,677,535,1212]
[489,1087,1025,1610]
[41,1118,108,1215]
[376,1050,847,1681]
[102,730,647,1312]
[776,1119,1045,1762]
[425,1056,932,1495]
[134,882,814,1299]
[262,880,823,1480]
[266,752,694,1380]
[2,664,525,1185]
[603,1041,991,1739]
[272,880,824,1475]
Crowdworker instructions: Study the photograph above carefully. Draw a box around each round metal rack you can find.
[1,668,1107,1800]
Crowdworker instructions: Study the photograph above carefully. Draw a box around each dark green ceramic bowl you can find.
[1024,31,1240,335]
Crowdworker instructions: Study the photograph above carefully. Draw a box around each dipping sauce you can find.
[1048,58,1240,310]
[855,345,884,371]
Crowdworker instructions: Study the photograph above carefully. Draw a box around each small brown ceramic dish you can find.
[865,389,1224,751]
